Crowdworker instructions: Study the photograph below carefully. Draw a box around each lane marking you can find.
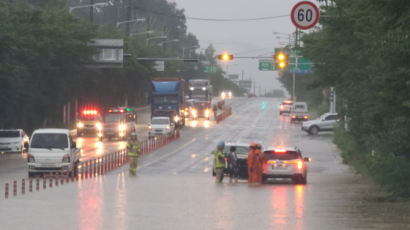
[138,138,197,169]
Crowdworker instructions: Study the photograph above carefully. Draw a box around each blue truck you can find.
[150,78,186,128]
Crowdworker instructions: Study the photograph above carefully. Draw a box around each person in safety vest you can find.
[214,141,226,183]
[127,132,140,176]
[247,142,257,184]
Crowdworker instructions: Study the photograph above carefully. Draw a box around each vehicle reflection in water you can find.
[95,141,103,155]
[119,142,126,150]
[189,120,198,128]
[270,185,305,230]
[78,176,104,230]
[203,120,210,128]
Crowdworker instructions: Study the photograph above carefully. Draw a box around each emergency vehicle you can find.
[76,106,103,137]
[102,107,137,141]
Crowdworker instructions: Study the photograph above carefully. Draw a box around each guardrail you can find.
[216,106,232,124]
[3,130,180,200]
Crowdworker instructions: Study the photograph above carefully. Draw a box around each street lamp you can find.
[146,36,168,46]
[116,18,146,28]
[130,30,154,36]
[182,45,199,59]
[69,1,112,13]
[157,39,180,47]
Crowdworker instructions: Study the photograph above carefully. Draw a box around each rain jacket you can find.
[214,150,225,168]
[127,141,141,157]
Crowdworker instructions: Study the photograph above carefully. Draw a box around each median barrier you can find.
[2,130,180,200]
[216,106,232,124]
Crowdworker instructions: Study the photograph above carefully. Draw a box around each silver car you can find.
[301,112,339,135]
[262,147,310,184]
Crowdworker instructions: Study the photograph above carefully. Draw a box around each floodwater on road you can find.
[1,97,410,230]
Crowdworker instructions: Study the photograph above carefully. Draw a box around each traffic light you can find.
[218,53,233,61]
[275,52,288,69]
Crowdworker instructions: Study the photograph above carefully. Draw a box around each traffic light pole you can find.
[292,50,298,101]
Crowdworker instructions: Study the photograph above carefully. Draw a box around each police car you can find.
[262,146,311,184]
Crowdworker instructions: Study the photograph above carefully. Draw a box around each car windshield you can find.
[264,150,299,160]
[223,145,249,155]
[294,105,306,109]
[104,114,124,123]
[30,133,68,149]
[151,118,169,125]
[0,131,19,137]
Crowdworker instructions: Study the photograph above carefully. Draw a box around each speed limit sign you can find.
[291,1,320,30]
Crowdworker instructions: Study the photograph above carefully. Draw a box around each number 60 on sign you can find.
[291,1,320,30]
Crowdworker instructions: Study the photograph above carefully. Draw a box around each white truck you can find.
[26,128,80,177]
[290,102,309,122]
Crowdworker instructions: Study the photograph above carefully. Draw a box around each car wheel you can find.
[294,175,307,184]
[212,169,216,176]
[309,126,319,135]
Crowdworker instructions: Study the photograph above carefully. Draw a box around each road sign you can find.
[291,1,320,30]
[258,59,274,71]
[204,65,219,73]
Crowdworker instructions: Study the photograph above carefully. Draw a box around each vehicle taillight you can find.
[292,115,296,119]
[274,149,287,153]
[27,154,35,163]
[297,161,303,170]
[304,115,308,120]
[120,109,124,113]
[280,105,283,109]
[62,154,70,163]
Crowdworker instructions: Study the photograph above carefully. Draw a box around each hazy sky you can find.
[170,0,302,95]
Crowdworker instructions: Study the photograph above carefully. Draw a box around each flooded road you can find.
[1,97,410,229]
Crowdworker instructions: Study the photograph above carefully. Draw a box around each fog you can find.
[170,0,302,96]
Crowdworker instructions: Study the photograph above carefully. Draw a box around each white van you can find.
[26,129,80,177]
[290,102,309,122]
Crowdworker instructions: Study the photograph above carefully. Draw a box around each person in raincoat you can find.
[127,132,140,176]
[247,142,257,184]
[252,144,264,184]
[214,141,226,183]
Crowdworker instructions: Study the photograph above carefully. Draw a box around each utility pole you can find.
[90,0,94,23]
[292,28,299,101]
[125,0,132,36]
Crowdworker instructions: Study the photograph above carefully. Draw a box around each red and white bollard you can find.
[5,183,9,199]
[13,180,17,196]
[21,179,25,195]
[36,178,40,191]
[29,179,33,193]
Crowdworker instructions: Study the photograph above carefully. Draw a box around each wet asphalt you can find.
[1,97,410,230]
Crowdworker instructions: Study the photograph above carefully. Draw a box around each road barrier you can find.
[2,130,180,200]
[216,106,232,124]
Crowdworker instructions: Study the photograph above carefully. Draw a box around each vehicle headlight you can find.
[96,122,103,131]
[166,125,170,130]
[190,87,194,91]
[202,87,206,91]
[148,124,152,130]
[228,92,232,97]
[192,109,197,117]
[174,115,180,122]
[77,122,84,128]
[119,124,126,131]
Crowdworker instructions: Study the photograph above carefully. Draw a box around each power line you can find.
[131,6,289,22]
[186,15,289,22]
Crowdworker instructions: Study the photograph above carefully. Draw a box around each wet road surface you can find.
[1,97,410,229]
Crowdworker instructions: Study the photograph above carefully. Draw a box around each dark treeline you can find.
[0,0,244,132]
[298,0,410,196]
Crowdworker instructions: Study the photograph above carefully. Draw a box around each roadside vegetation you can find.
[280,0,410,197]
[0,0,244,132]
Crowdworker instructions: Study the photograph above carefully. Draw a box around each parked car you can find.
[262,147,311,184]
[290,102,309,122]
[301,112,339,135]
[148,116,175,139]
[212,142,250,179]
[279,100,293,115]
[0,129,29,153]
[26,128,80,177]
